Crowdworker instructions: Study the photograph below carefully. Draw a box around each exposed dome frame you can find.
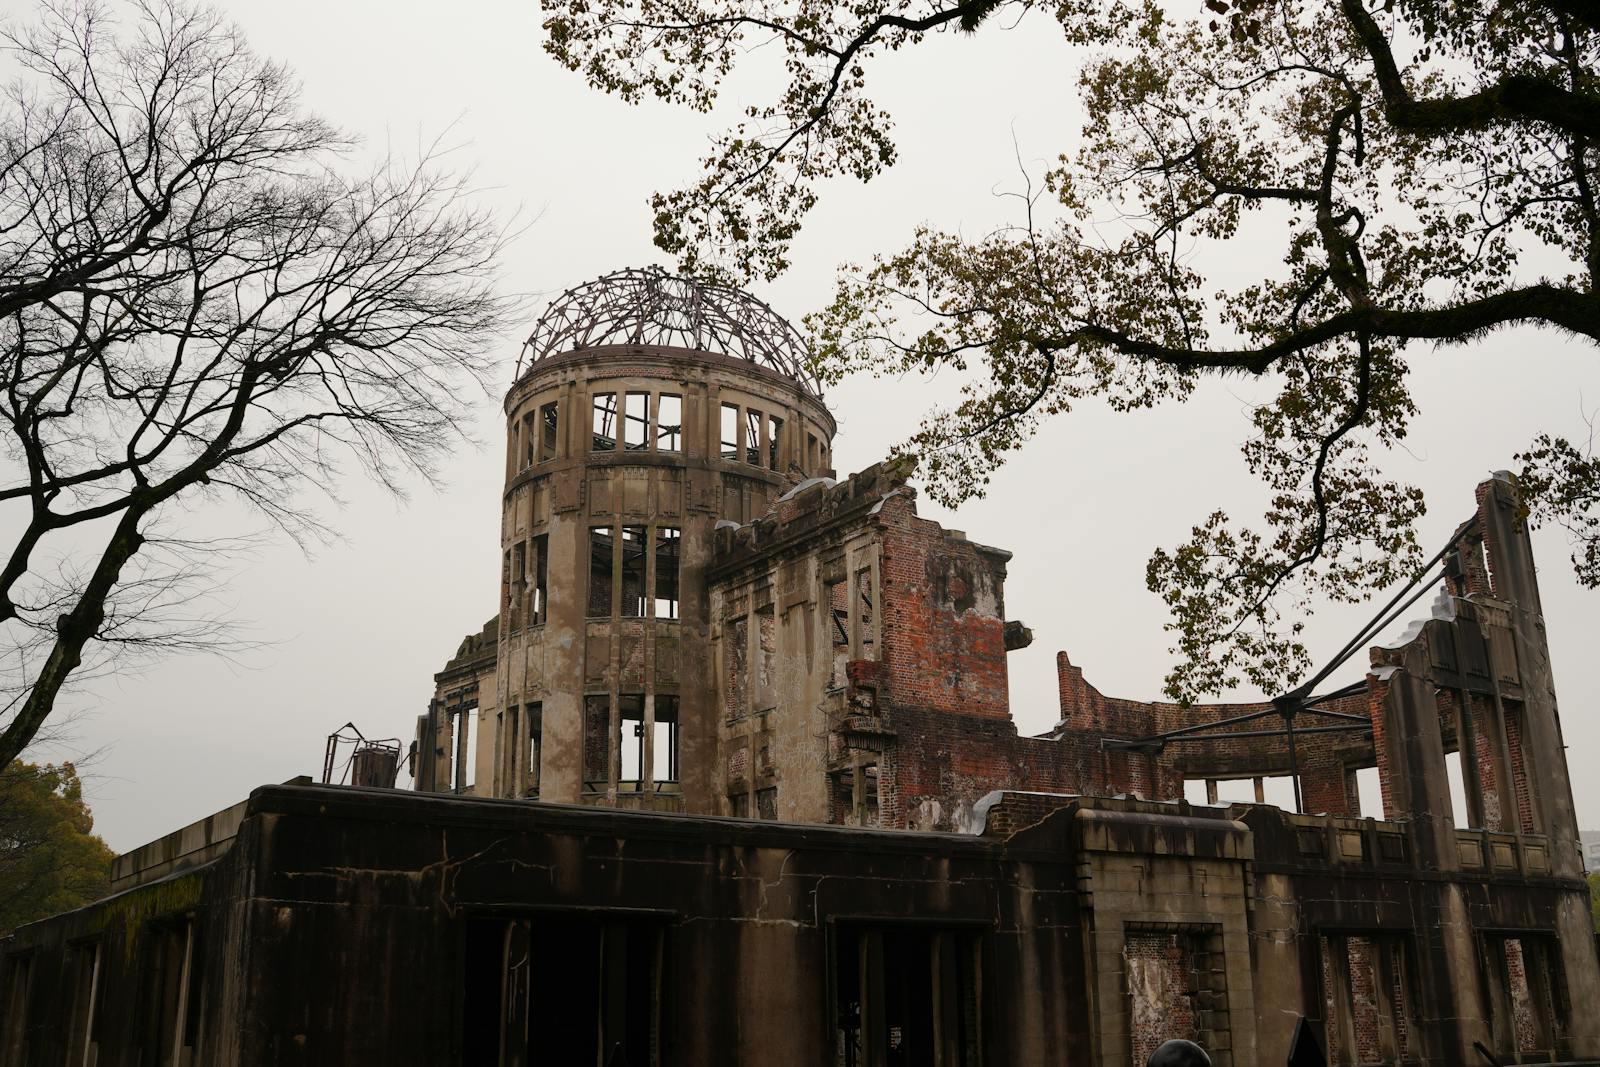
[519,266,822,396]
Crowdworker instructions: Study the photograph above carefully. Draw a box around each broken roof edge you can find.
[708,457,924,572]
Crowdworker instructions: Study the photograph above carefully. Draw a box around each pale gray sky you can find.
[12,0,1600,852]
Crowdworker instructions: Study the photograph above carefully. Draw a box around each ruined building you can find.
[2,268,1598,1067]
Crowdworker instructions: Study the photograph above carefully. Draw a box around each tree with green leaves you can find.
[544,0,1600,702]
[0,761,114,934]
[0,0,514,766]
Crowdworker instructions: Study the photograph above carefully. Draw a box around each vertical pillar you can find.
[1478,474,1581,875]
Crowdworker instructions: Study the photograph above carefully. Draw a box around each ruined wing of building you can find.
[3,267,1598,1067]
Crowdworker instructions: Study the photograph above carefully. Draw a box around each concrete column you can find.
[1376,649,1459,871]
[1478,474,1582,875]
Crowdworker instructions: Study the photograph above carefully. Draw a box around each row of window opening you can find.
[515,392,830,471]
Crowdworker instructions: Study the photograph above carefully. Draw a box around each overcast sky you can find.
[11,0,1600,852]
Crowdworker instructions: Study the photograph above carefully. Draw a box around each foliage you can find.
[545,0,1600,701]
[0,0,515,764]
[0,761,114,934]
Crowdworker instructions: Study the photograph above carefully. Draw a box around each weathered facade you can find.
[4,269,1598,1066]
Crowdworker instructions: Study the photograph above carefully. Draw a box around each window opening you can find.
[450,701,479,793]
[808,432,819,470]
[619,694,646,790]
[856,567,875,658]
[757,604,777,696]
[726,618,749,720]
[756,786,778,820]
[1321,933,1416,1066]
[588,526,615,618]
[720,403,739,460]
[834,925,982,1067]
[826,578,849,690]
[1354,765,1383,818]
[540,401,559,461]
[141,920,197,1066]
[510,541,527,631]
[768,414,783,470]
[592,392,618,451]
[525,703,542,797]
[745,408,762,465]
[1183,775,1296,808]
[66,941,101,1067]
[657,393,682,452]
[1126,930,1212,1066]
[500,706,517,798]
[466,916,662,1067]
[521,411,535,469]
[584,695,611,790]
[654,696,680,785]
[1,955,31,1066]
[532,534,548,625]
[654,527,680,619]
[624,392,650,450]
[1446,748,1472,828]
[621,526,647,618]
[1483,935,1563,1058]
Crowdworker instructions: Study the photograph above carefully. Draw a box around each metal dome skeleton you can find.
[518,266,822,395]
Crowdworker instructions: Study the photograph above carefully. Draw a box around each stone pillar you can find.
[1477,473,1582,876]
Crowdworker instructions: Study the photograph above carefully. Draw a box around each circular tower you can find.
[491,267,837,812]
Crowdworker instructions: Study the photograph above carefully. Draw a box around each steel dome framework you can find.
[519,266,821,395]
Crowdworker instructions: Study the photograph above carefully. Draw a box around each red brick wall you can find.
[1505,702,1536,834]
[1126,932,1201,1065]
[875,496,1011,720]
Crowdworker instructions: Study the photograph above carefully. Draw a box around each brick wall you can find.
[1126,932,1202,1065]
[875,495,1011,721]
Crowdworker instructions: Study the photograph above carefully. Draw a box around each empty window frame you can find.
[66,941,101,1067]
[463,915,662,1067]
[619,693,646,791]
[531,534,548,626]
[584,695,611,790]
[525,702,542,797]
[833,924,983,1067]
[855,567,875,658]
[745,408,762,465]
[588,526,615,618]
[768,414,783,470]
[725,617,749,721]
[500,706,519,798]
[808,432,820,470]
[1320,933,1417,1066]
[510,541,527,631]
[654,696,680,785]
[1482,934,1565,1058]
[826,578,849,690]
[621,526,648,619]
[451,702,478,793]
[756,786,778,820]
[829,761,880,827]
[624,392,650,451]
[656,393,682,452]
[757,604,777,695]
[654,527,680,620]
[521,411,535,469]
[1125,929,1221,1067]
[0,954,31,1066]
[539,401,559,461]
[720,403,740,460]
[140,920,199,1066]
[592,392,618,452]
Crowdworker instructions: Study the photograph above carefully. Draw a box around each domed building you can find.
[414,267,839,813]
